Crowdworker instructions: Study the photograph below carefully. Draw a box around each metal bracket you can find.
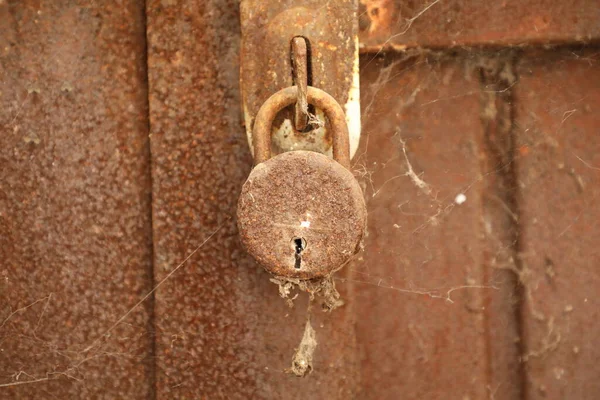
[240,0,361,160]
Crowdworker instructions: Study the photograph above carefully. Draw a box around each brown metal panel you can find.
[146,0,358,398]
[359,0,600,51]
[515,50,600,399]
[0,1,153,398]
[353,54,522,399]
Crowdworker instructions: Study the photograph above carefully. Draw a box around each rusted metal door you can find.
[1,1,599,399]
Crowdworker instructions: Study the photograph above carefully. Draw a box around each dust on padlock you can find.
[237,150,366,279]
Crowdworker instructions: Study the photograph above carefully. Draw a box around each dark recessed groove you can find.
[478,51,527,400]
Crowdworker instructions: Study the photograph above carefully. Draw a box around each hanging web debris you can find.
[270,275,343,376]
[269,275,344,311]
[287,318,318,377]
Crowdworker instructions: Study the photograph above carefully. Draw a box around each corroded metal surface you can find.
[240,0,361,158]
[238,151,367,279]
[353,54,522,399]
[515,50,600,399]
[0,1,153,398]
[253,86,351,168]
[291,37,309,131]
[147,0,359,397]
[3,1,598,398]
[359,0,600,50]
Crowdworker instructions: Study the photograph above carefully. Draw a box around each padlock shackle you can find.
[252,86,351,169]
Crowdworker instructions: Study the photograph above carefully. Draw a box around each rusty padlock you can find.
[237,86,367,280]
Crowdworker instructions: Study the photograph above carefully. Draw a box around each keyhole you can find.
[292,237,306,269]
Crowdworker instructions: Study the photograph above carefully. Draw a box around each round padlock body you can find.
[237,150,367,279]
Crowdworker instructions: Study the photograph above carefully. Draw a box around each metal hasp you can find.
[240,0,361,159]
[237,86,367,280]
[291,37,309,131]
